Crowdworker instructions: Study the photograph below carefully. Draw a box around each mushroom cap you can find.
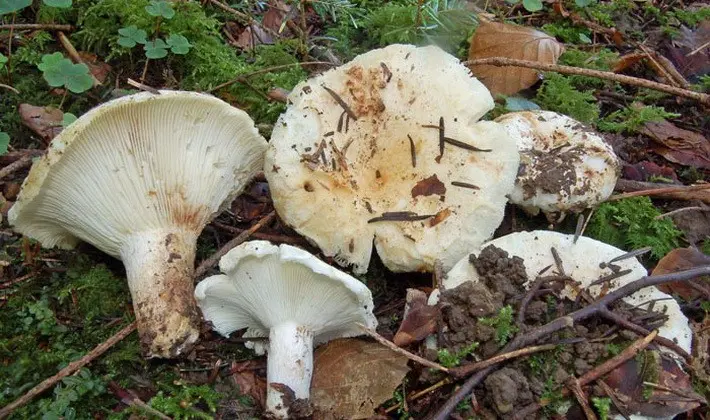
[495,110,620,216]
[265,44,519,274]
[194,240,377,353]
[444,230,691,355]
[9,90,267,257]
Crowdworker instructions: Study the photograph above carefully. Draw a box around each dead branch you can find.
[126,78,160,94]
[211,221,306,245]
[612,180,710,203]
[0,322,137,419]
[0,156,33,181]
[0,83,19,94]
[655,206,710,219]
[0,149,44,166]
[0,23,73,31]
[465,57,710,106]
[567,378,598,420]
[429,265,710,420]
[449,344,557,378]
[207,61,334,93]
[357,323,449,372]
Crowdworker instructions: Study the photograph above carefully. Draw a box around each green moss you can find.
[535,73,600,124]
[541,21,591,44]
[597,104,679,133]
[587,197,683,260]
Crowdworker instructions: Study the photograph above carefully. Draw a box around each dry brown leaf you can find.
[18,104,63,142]
[652,247,710,300]
[311,338,410,419]
[78,52,112,84]
[230,359,267,410]
[468,21,564,96]
[641,120,710,169]
[234,23,275,51]
[393,289,438,347]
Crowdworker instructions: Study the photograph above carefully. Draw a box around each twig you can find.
[356,323,449,373]
[385,378,451,414]
[0,23,73,31]
[207,61,334,93]
[449,344,557,378]
[57,31,101,86]
[0,83,19,94]
[211,221,306,245]
[208,0,249,21]
[0,322,137,419]
[465,57,710,106]
[611,180,710,203]
[567,378,598,420]
[429,265,710,420]
[0,155,32,181]
[655,206,710,219]
[194,211,276,278]
[517,277,546,326]
[597,379,631,419]
[642,381,705,401]
[126,78,160,94]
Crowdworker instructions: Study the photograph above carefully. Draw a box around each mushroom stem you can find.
[120,229,201,358]
[266,321,315,418]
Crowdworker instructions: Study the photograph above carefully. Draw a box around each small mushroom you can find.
[194,240,377,418]
[495,111,620,220]
[9,90,268,358]
[442,230,691,356]
[265,44,519,274]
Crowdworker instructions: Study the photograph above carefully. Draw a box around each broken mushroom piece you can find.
[265,44,519,274]
[495,111,620,220]
[194,240,377,418]
[441,230,691,356]
[8,90,268,358]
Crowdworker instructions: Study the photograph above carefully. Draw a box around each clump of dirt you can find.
[469,244,528,303]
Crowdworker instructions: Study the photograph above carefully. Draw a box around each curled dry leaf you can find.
[311,338,410,419]
[652,247,710,300]
[393,288,439,346]
[468,21,564,96]
[641,120,710,169]
[77,52,111,84]
[230,359,267,410]
[18,104,64,142]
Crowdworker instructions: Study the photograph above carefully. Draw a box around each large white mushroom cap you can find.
[265,44,519,274]
[442,230,691,356]
[495,111,620,218]
[9,90,268,358]
[194,240,377,418]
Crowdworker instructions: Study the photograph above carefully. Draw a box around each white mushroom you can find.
[194,240,377,418]
[442,230,691,356]
[9,90,268,358]
[265,44,519,274]
[495,111,620,219]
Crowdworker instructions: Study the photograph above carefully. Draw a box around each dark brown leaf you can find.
[652,247,710,300]
[411,174,446,199]
[18,104,63,142]
[641,120,710,169]
[234,23,275,51]
[311,339,410,419]
[393,289,438,346]
[665,21,710,81]
[230,360,267,409]
[622,161,678,182]
[78,52,111,84]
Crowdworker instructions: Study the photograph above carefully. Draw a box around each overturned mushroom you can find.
[265,44,519,274]
[194,240,377,418]
[9,91,268,358]
[439,230,691,356]
[495,111,620,220]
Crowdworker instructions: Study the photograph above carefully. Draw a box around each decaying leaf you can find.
[311,338,410,419]
[393,288,438,346]
[652,247,710,300]
[18,104,64,142]
[234,23,275,51]
[230,359,267,409]
[468,21,564,95]
[78,52,111,84]
[641,120,710,169]
[622,161,678,182]
[665,21,710,81]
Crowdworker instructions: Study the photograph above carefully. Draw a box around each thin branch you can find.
[357,323,449,373]
[207,0,249,21]
[0,83,19,94]
[611,180,710,203]
[57,31,101,86]
[0,322,137,418]
[206,61,334,93]
[0,23,73,31]
[655,206,710,219]
[449,344,557,378]
[567,378,598,420]
[0,155,32,181]
[465,57,710,106]
[126,78,160,94]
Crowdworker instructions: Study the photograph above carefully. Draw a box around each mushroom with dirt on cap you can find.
[8,90,268,358]
[194,240,377,419]
[264,43,520,275]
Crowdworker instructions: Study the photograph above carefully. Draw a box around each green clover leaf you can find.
[145,0,175,19]
[0,53,8,68]
[575,0,595,6]
[522,0,543,11]
[166,34,192,55]
[38,53,94,93]
[42,0,72,8]
[0,132,9,155]
[118,25,148,48]
[0,0,31,15]
[62,113,78,127]
[144,39,168,59]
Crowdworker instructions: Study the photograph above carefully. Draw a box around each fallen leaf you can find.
[652,247,710,300]
[262,0,291,35]
[393,289,438,346]
[669,207,710,247]
[612,52,647,73]
[622,161,678,182]
[234,23,275,51]
[665,21,710,81]
[641,119,710,169]
[78,52,111,84]
[230,359,267,409]
[468,21,564,95]
[311,338,410,419]
[411,174,446,199]
[18,104,63,142]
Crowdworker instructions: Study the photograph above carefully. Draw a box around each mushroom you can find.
[194,240,377,418]
[440,230,691,356]
[265,44,519,274]
[8,90,268,358]
[494,110,620,220]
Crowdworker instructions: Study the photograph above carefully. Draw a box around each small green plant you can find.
[591,396,611,420]
[506,0,543,12]
[587,196,683,259]
[117,25,148,48]
[391,382,411,419]
[0,132,9,155]
[437,341,480,367]
[37,52,94,94]
[35,368,106,419]
[479,305,518,346]
[605,342,621,356]
[148,384,220,420]
[535,73,600,124]
[117,0,192,61]
[0,0,70,15]
[0,53,7,69]
[20,296,67,336]
[598,104,679,133]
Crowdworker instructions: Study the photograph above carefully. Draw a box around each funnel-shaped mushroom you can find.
[443,231,691,356]
[495,111,619,219]
[265,44,519,274]
[194,240,377,418]
[9,91,268,358]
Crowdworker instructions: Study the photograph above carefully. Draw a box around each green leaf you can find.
[42,0,72,8]
[0,132,9,155]
[578,33,592,43]
[145,0,175,19]
[38,53,93,93]
[0,0,31,15]
[166,34,192,55]
[575,0,595,7]
[505,96,541,111]
[0,53,7,68]
[117,25,147,48]
[144,39,168,59]
[62,113,77,127]
[522,0,543,11]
